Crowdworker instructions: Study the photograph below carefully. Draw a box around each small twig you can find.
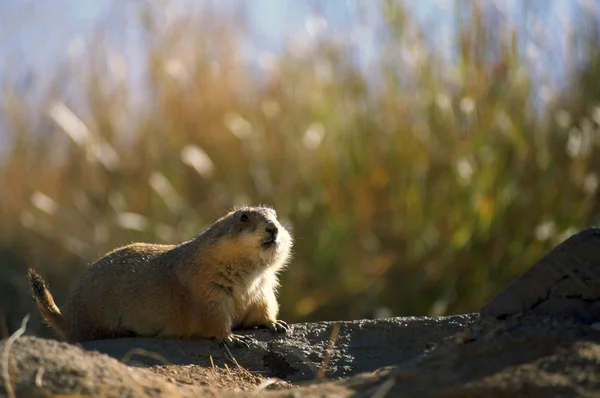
[221,343,252,375]
[220,343,256,379]
[34,366,45,388]
[222,344,236,365]
[317,322,341,380]
[2,314,30,398]
[119,348,170,365]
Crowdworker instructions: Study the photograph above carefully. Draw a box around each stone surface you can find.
[481,228,600,322]
[329,314,600,398]
[4,314,600,397]
[0,336,216,398]
[0,315,476,398]
[82,315,477,382]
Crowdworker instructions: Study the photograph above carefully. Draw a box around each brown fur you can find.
[28,206,293,345]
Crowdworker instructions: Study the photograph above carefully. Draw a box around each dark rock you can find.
[481,228,600,322]
[0,336,209,398]
[4,314,600,397]
[82,314,478,382]
[333,314,600,398]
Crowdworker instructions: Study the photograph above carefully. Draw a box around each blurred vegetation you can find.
[1,0,600,337]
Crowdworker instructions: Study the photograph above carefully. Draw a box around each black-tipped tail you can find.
[27,269,67,338]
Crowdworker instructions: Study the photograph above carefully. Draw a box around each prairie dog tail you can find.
[27,268,67,338]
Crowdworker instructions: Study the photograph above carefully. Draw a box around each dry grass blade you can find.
[34,366,45,388]
[222,342,253,376]
[119,348,171,365]
[222,343,238,368]
[317,322,341,380]
[219,337,270,390]
[2,314,30,398]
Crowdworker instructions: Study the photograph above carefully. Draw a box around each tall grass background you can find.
[2,0,600,336]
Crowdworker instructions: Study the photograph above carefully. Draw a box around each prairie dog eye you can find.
[240,213,249,223]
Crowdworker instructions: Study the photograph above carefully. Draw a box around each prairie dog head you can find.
[202,206,293,272]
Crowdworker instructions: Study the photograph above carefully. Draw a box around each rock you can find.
[0,336,217,398]
[82,315,477,382]
[481,228,600,322]
[329,315,600,398]
[0,315,474,397]
[3,314,600,397]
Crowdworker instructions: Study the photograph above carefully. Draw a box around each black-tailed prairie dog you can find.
[28,206,293,348]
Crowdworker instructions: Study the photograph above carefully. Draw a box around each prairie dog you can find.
[28,206,293,348]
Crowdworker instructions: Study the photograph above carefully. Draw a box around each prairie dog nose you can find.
[265,221,278,238]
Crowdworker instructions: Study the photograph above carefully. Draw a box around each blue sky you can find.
[0,0,586,94]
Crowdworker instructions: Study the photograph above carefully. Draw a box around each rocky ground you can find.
[2,228,600,397]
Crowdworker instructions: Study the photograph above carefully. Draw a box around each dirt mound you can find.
[0,336,214,397]
[0,315,475,397]
[4,315,600,397]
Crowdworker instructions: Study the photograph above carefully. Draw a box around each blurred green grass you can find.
[2,0,600,336]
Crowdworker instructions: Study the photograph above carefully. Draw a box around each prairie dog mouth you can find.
[261,237,277,249]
